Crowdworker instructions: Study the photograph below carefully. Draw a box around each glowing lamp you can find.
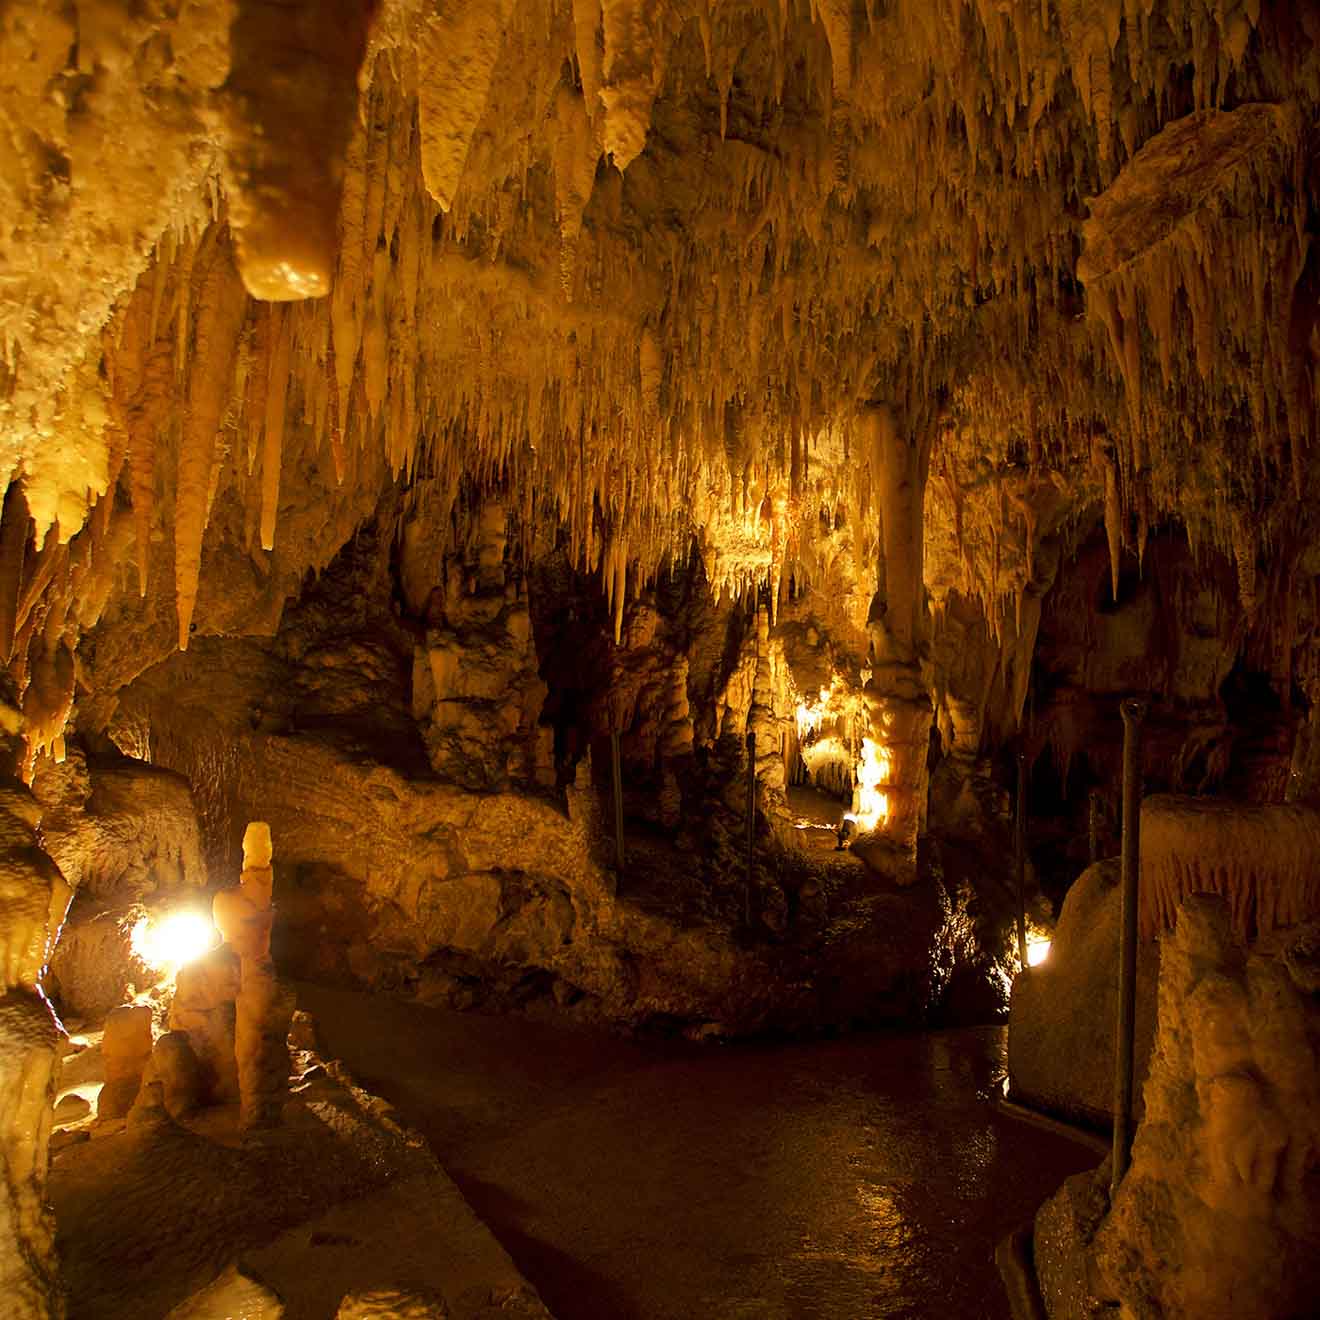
[130,910,218,973]
[1026,936,1051,967]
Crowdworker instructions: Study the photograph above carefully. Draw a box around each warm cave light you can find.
[1026,934,1052,967]
[852,736,892,831]
[130,910,217,973]
[794,684,831,739]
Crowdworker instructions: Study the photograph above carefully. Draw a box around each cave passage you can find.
[302,985,1097,1320]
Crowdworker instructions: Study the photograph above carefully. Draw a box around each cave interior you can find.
[2,1,1320,1317]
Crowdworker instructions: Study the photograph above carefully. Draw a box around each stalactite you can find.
[0,485,28,666]
[175,231,248,651]
[0,0,1312,722]
[21,641,74,780]
[1141,796,1320,943]
[416,0,514,211]
[599,0,668,169]
[220,0,373,300]
[261,305,292,551]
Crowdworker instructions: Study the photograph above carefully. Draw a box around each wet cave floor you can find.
[301,985,1099,1320]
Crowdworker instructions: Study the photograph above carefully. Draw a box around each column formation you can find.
[213,822,295,1131]
[853,404,932,870]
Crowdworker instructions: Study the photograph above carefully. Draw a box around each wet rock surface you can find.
[50,1029,551,1320]
[1031,895,1320,1319]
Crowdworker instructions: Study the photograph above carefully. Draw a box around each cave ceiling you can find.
[0,0,1317,747]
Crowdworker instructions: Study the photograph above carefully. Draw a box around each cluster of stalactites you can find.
[1,0,1315,770]
[1079,98,1315,619]
[1140,795,1320,942]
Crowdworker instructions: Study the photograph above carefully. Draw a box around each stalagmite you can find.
[1092,896,1320,1318]
[150,1031,204,1121]
[748,605,784,795]
[97,1003,153,1122]
[0,779,68,1318]
[169,948,240,1106]
[853,403,932,866]
[0,990,61,1318]
[215,822,292,1130]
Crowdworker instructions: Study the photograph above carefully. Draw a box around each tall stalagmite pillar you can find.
[853,403,932,874]
[214,822,294,1131]
[748,605,785,797]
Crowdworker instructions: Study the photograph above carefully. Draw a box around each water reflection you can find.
[302,990,1102,1320]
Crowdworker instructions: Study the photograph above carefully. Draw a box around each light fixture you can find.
[1026,934,1052,967]
[130,910,218,973]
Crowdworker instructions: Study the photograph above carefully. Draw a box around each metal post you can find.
[745,729,756,926]
[1015,748,1029,971]
[1112,697,1147,1195]
[610,731,625,872]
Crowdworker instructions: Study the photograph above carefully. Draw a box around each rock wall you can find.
[1034,896,1320,1320]
[1008,861,1161,1129]
[0,762,70,1316]
[37,751,208,1023]
[95,504,1005,1032]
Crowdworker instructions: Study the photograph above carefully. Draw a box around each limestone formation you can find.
[97,1003,153,1122]
[0,1,1318,1311]
[1139,795,1320,941]
[168,948,240,1106]
[235,959,294,1131]
[164,1264,285,1319]
[150,1030,204,1121]
[40,755,207,1021]
[0,991,62,1318]
[1033,895,1320,1319]
[336,1288,449,1319]
[221,822,294,1131]
[1008,861,1161,1129]
[1102,897,1320,1317]
[0,771,69,1316]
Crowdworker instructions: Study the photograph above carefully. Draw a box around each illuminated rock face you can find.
[169,946,241,1107]
[0,0,1315,763]
[0,990,61,1319]
[98,1003,153,1121]
[1009,860,1162,1129]
[38,753,207,1021]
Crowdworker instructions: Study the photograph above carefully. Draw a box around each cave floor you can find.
[301,984,1099,1320]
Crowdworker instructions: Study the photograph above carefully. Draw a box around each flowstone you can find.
[1034,895,1320,1319]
